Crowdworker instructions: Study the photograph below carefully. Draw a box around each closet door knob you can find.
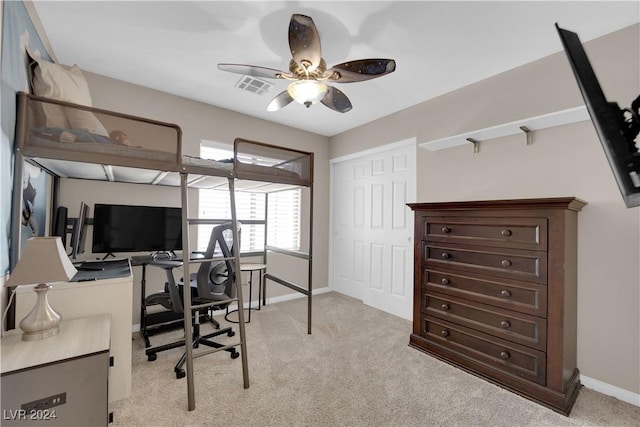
[441,303,450,311]
[501,259,512,267]
[500,320,511,329]
[441,252,450,259]
[501,229,512,237]
[441,278,450,285]
[441,330,450,337]
[441,227,451,233]
[500,290,511,298]
[500,351,511,360]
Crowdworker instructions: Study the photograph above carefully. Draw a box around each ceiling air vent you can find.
[235,75,273,95]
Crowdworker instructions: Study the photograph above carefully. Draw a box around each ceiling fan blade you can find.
[289,14,322,72]
[267,90,294,112]
[326,59,396,83]
[321,86,352,113]
[217,63,289,79]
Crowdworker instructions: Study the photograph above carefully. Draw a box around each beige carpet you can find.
[111,292,639,426]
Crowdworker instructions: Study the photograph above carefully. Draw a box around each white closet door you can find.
[331,140,415,320]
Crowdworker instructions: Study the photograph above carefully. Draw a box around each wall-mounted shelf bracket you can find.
[467,138,480,154]
[519,126,533,145]
[419,105,589,151]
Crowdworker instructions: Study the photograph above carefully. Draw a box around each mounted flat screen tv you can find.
[556,24,640,208]
[92,204,182,253]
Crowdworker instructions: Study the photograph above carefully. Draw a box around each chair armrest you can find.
[147,260,184,314]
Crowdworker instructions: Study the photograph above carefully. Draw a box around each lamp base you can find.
[22,325,59,341]
[19,283,61,341]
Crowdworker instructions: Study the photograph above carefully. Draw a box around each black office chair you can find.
[145,222,241,378]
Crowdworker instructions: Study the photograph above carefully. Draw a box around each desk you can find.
[14,259,132,404]
[225,263,267,323]
[1,315,111,426]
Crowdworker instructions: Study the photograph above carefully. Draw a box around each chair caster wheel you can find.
[231,351,239,359]
[147,353,157,362]
[228,330,235,337]
[176,369,186,379]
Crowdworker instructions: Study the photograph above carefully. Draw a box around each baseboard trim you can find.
[132,286,332,333]
[581,375,640,407]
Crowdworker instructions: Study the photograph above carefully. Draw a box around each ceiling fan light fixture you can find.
[287,79,328,108]
[218,14,396,113]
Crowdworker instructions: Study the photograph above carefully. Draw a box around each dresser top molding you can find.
[408,197,588,212]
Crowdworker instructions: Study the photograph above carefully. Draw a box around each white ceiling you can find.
[31,1,639,137]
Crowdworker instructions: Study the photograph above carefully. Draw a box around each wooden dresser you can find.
[408,198,586,415]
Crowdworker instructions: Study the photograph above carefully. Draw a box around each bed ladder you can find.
[179,172,249,411]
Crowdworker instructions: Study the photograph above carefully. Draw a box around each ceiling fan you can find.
[218,14,396,113]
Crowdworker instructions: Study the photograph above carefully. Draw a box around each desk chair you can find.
[144,223,241,379]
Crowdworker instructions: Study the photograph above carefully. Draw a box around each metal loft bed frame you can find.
[11,92,314,410]
[263,188,314,335]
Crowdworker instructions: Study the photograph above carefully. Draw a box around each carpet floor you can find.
[111,292,639,426]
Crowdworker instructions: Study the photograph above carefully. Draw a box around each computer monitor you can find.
[556,24,640,208]
[51,205,68,248]
[91,204,182,254]
[70,201,89,259]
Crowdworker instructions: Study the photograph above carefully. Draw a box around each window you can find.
[198,143,301,252]
[267,190,300,250]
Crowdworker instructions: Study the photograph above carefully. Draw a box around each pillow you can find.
[27,51,70,129]
[29,52,109,136]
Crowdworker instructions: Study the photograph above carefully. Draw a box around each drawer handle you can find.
[500,351,510,360]
[441,252,450,259]
[501,259,512,267]
[501,229,512,237]
[441,303,450,311]
[441,226,451,233]
[441,330,450,337]
[440,278,450,285]
[500,320,511,329]
[500,290,511,298]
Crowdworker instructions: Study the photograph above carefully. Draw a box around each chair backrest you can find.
[195,222,240,303]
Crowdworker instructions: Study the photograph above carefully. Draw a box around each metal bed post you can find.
[307,183,314,335]
[7,151,25,331]
[180,172,196,410]
[10,92,28,273]
[262,193,269,307]
[262,185,314,334]
[262,194,268,306]
[227,175,250,388]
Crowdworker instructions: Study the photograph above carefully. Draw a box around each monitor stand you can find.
[150,251,177,261]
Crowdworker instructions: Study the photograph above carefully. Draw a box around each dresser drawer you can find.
[421,315,546,385]
[424,269,547,317]
[423,216,547,251]
[422,291,547,350]
[424,242,547,284]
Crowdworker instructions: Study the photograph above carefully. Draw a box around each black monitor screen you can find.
[92,204,182,253]
[556,24,640,208]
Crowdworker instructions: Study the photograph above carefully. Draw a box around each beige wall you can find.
[330,24,640,395]
[58,73,331,326]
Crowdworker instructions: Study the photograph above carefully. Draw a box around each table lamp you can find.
[5,237,77,341]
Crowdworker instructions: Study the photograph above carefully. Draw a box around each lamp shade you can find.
[287,79,328,108]
[5,237,77,287]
